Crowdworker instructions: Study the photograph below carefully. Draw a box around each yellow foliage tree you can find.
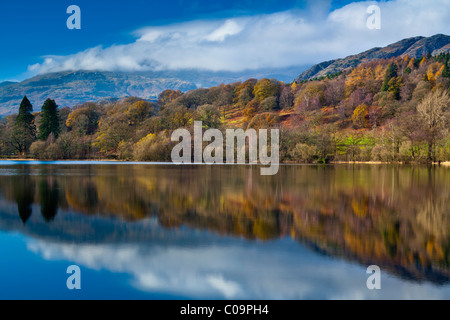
[345,66,373,96]
[426,62,444,85]
[253,78,279,103]
[351,103,369,128]
[419,57,427,68]
[374,64,386,81]
[126,101,153,125]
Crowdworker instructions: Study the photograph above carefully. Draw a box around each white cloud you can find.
[204,20,244,42]
[28,0,450,74]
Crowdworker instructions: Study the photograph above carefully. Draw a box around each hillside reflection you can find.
[0,164,449,283]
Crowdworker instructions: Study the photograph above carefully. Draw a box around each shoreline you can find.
[0,159,449,166]
[330,161,450,166]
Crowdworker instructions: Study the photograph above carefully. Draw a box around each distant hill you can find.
[0,81,18,88]
[0,67,308,115]
[297,34,450,81]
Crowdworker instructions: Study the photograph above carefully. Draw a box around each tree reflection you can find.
[1,164,449,282]
[39,179,59,222]
[12,175,34,224]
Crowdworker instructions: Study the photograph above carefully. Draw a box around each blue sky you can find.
[0,0,340,80]
[1,0,449,82]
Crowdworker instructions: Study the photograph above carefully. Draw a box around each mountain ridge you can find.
[297,34,450,81]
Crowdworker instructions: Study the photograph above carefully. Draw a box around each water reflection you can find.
[0,164,449,287]
[39,180,59,222]
[12,174,34,224]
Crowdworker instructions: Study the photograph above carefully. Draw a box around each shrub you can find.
[247,113,280,130]
[30,141,47,159]
[260,96,278,111]
[133,133,173,161]
[118,140,134,160]
[292,143,317,163]
[371,145,393,162]
[45,143,62,160]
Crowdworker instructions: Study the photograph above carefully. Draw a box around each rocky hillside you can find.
[297,34,450,81]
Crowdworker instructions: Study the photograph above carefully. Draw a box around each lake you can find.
[0,162,449,300]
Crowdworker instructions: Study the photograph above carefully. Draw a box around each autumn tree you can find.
[66,103,101,135]
[233,79,257,108]
[133,132,173,161]
[295,82,325,114]
[157,89,183,108]
[279,85,295,109]
[161,105,193,130]
[368,106,382,128]
[416,89,450,161]
[206,84,233,107]
[243,100,259,122]
[324,79,345,107]
[385,118,404,161]
[126,100,156,125]
[260,96,278,111]
[398,112,426,160]
[12,96,36,155]
[247,113,280,130]
[351,104,369,128]
[94,101,134,155]
[347,88,373,109]
[426,62,444,84]
[39,99,60,141]
[253,78,280,103]
[194,104,222,129]
[95,119,131,155]
[175,88,210,109]
[345,66,373,96]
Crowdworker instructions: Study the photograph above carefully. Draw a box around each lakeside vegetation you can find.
[1,53,449,163]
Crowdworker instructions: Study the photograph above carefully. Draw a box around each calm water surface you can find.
[0,162,449,299]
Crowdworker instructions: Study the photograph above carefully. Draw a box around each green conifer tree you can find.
[12,96,36,155]
[381,63,398,92]
[38,99,60,141]
[442,55,450,78]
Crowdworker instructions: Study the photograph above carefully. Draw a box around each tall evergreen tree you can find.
[12,96,36,155]
[442,55,450,78]
[39,99,60,141]
[381,63,398,92]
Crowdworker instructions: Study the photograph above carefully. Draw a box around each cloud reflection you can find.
[27,228,450,300]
